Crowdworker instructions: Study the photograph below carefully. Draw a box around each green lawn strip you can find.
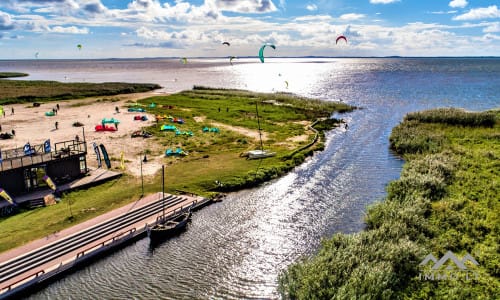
[279,109,499,299]
[0,72,29,78]
[0,80,161,105]
[0,87,353,253]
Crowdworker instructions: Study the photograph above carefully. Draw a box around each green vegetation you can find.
[0,88,354,252]
[0,80,161,105]
[279,108,499,299]
[0,72,29,78]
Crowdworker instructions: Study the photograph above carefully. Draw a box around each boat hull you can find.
[148,211,192,242]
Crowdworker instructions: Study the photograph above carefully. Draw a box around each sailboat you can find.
[147,165,192,242]
[242,101,276,160]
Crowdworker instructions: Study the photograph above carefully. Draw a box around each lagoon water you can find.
[2,58,499,299]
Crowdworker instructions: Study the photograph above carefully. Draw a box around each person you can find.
[344,123,348,130]
[115,106,119,113]
[11,107,14,115]
[75,135,80,143]
[11,129,15,136]
[56,103,60,110]
[0,124,2,132]
[218,107,221,112]
[226,107,229,112]
[143,154,147,162]
[55,121,58,130]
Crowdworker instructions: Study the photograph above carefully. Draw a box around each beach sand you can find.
[0,92,165,177]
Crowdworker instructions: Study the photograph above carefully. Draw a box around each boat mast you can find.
[162,165,165,219]
[255,101,264,151]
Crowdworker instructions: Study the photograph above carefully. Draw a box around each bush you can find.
[405,108,496,127]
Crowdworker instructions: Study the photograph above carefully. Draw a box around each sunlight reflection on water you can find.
[15,57,500,300]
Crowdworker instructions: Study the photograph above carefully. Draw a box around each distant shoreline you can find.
[1,56,499,61]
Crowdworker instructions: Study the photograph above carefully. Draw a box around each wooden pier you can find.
[0,192,211,299]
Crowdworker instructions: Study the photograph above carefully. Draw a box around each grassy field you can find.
[279,108,499,299]
[0,87,354,253]
[0,80,161,105]
[0,72,29,78]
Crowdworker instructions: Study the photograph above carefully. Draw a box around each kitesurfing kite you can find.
[259,44,276,63]
[35,52,39,59]
[222,42,230,46]
[180,57,187,64]
[77,44,82,50]
[336,35,347,44]
[285,80,289,89]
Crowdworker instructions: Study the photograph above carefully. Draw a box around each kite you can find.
[0,188,15,206]
[222,42,230,46]
[35,52,39,59]
[285,80,289,89]
[259,44,276,63]
[336,35,347,44]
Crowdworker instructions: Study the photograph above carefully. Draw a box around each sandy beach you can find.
[0,92,165,177]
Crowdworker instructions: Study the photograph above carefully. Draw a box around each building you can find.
[0,138,88,206]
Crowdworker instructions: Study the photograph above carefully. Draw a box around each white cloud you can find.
[306,4,317,11]
[449,0,468,9]
[0,11,15,30]
[431,11,457,15]
[369,0,400,4]
[339,13,365,21]
[483,22,500,33]
[215,0,277,14]
[294,15,332,22]
[50,25,89,34]
[453,5,500,21]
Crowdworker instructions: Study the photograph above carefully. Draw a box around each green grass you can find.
[0,80,161,105]
[0,87,354,253]
[279,109,500,299]
[0,72,29,78]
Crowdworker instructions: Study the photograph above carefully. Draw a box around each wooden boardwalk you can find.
[1,168,121,209]
[0,192,210,299]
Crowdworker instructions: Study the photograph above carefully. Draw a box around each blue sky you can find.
[0,0,499,59]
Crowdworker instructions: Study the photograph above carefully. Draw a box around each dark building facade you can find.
[0,139,88,197]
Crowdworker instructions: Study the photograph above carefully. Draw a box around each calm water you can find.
[2,58,499,299]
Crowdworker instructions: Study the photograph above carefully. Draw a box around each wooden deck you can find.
[0,192,211,299]
[1,168,122,209]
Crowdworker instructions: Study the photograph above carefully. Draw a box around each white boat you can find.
[241,101,276,160]
[247,149,276,159]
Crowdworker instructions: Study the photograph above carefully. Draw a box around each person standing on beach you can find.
[56,104,60,110]
[11,107,14,115]
[55,121,59,130]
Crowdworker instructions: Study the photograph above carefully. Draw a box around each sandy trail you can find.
[0,92,165,176]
